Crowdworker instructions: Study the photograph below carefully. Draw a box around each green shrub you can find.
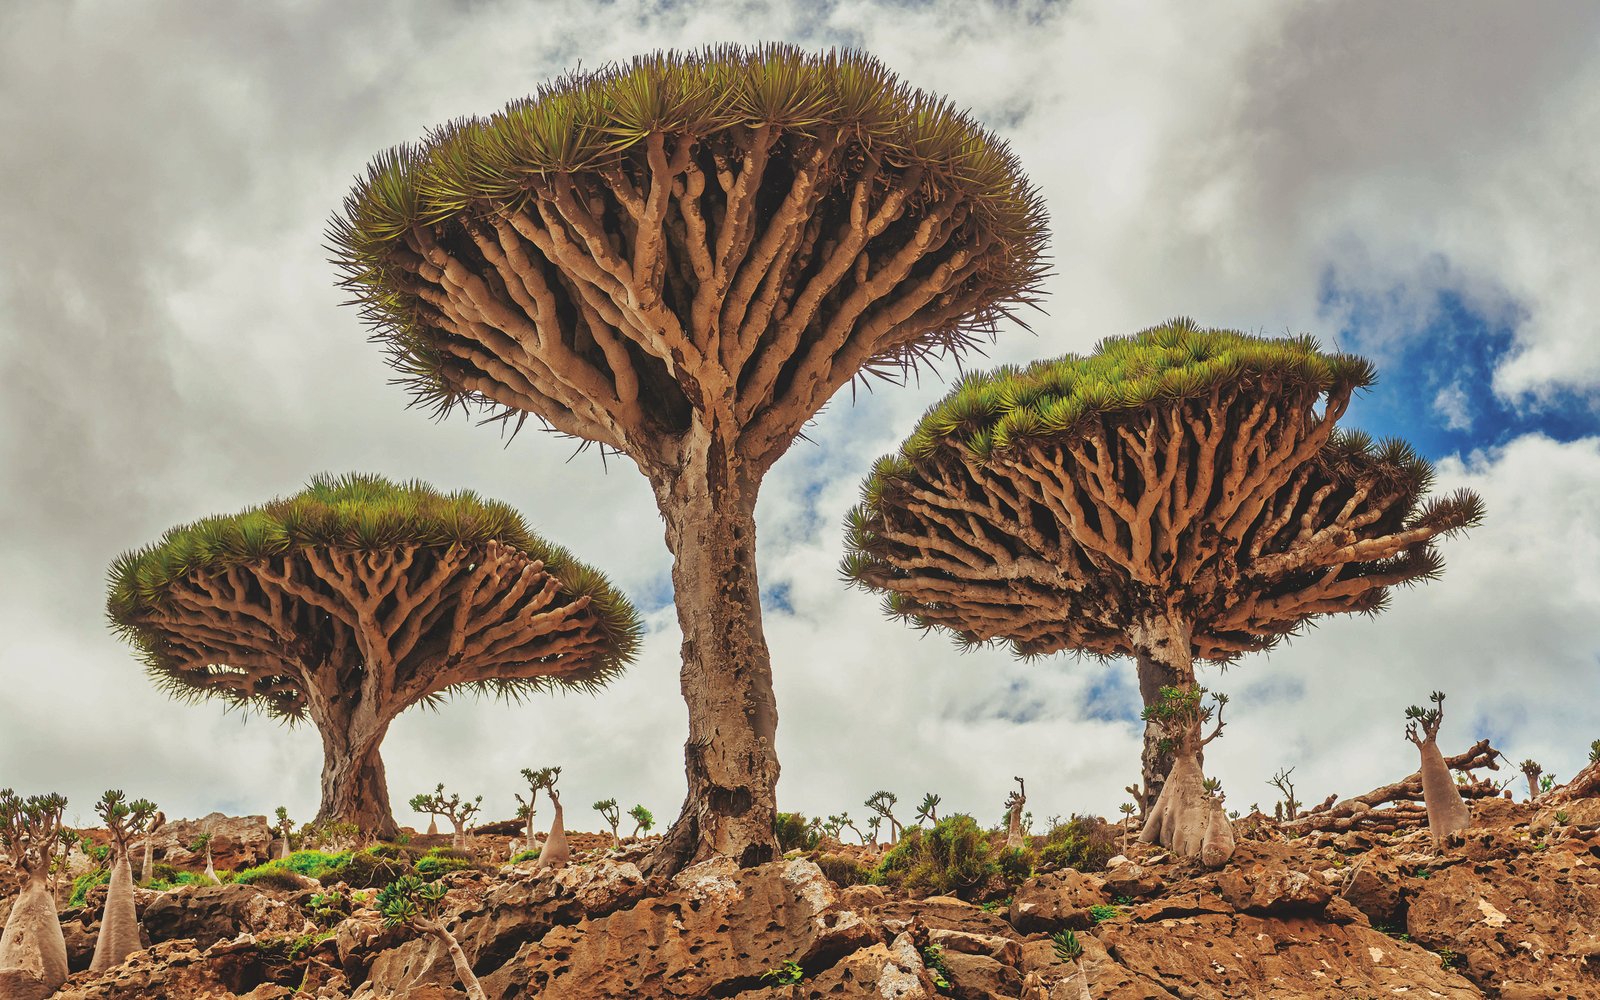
[1088,903,1120,924]
[414,846,475,880]
[340,846,410,889]
[69,868,110,907]
[774,812,821,852]
[233,849,350,887]
[1037,815,1117,873]
[872,815,998,901]
[816,853,868,887]
[996,846,1034,885]
[509,850,539,864]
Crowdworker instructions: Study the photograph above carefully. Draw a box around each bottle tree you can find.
[843,321,1483,852]
[89,790,158,973]
[0,790,70,998]
[107,474,640,838]
[329,45,1047,870]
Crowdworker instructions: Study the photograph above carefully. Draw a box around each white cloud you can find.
[1,1,1596,833]
[1433,383,1473,431]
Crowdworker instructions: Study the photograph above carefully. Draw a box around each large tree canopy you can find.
[843,319,1483,660]
[107,473,641,835]
[327,44,1047,871]
[842,319,1484,835]
[328,43,1047,474]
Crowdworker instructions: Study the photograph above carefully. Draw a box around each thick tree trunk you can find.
[1131,612,1196,812]
[536,795,569,868]
[451,822,467,853]
[141,836,155,884]
[90,854,140,973]
[313,713,398,839]
[0,873,69,996]
[1417,737,1471,845]
[645,445,780,875]
[1525,773,1539,800]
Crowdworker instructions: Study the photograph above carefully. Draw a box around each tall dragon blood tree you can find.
[329,45,1047,870]
[107,474,640,838]
[843,320,1484,856]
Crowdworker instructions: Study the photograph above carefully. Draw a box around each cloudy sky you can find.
[2,1,1597,837]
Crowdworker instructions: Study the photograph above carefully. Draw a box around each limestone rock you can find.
[479,857,869,999]
[1008,869,1110,933]
[141,882,310,950]
[54,940,233,999]
[143,813,275,872]
[1406,843,1600,996]
[1102,861,1161,899]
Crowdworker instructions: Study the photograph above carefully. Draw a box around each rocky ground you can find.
[2,793,1597,999]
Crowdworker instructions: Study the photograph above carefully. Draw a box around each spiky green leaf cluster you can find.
[106,473,643,702]
[328,44,1048,421]
[899,318,1376,463]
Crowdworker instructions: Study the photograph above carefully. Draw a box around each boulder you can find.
[939,949,1021,999]
[1008,869,1110,933]
[143,813,275,872]
[1102,862,1161,899]
[141,882,311,949]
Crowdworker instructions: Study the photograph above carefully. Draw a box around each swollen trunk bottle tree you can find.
[1406,692,1472,845]
[89,791,157,974]
[107,475,640,839]
[0,791,70,998]
[1137,684,1234,865]
[330,45,1048,873]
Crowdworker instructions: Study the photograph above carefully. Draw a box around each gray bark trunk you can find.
[90,854,140,972]
[312,709,398,839]
[644,441,780,874]
[1132,612,1197,811]
[0,874,69,996]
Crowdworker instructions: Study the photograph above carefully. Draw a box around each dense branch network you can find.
[845,323,1485,661]
[128,539,618,720]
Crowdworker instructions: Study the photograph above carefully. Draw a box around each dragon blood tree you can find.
[107,474,641,838]
[843,320,1484,852]
[329,45,1046,870]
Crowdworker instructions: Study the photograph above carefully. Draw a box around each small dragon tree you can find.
[0,790,70,997]
[411,785,483,852]
[107,474,641,838]
[330,44,1047,873]
[865,791,904,844]
[593,799,621,847]
[1405,691,1471,844]
[376,875,486,1000]
[915,793,941,827]
[1517,760,1542,801]
[843,321,1484,812]
[191,831,218,882]
[90,790,158,973]
[1004,777,1027,850]
[1138,686,1233,863]
[628,805,654,839]
[514,767,559,848]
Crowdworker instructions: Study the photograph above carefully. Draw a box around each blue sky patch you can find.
[1321,277,1596,460]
